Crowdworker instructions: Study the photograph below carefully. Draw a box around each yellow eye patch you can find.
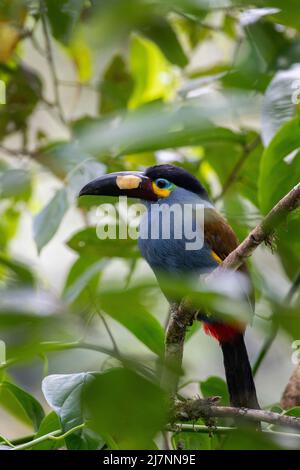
[152,182,172,198]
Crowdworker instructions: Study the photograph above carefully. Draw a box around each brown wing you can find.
[204,208,254,309]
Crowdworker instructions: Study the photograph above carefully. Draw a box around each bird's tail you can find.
[220,334,260,409]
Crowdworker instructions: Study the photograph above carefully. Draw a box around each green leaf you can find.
[42,373,105,450]
[222,428,280,450]
[262,65,300,146]
[129,33,177,109]
[67,227,140,259]
[172,431,211,450]
[222,192,258,242]
[77,102,245,157]
[30,411,63,450]
[0,382,45,431]
[284,406,300,418]
[259,116,300,211]
[258,117,300,278]
[99,55,134,115]
[99,286,165,356]
[0,65,42,138]
[139,16,188,68]
[200,376,230,406]
[63,259,105,304]
[67,34,93,82]
[42,372,95,431]
[0,205,20,251]
[222,17,285,92]
[84,368,167,449]
[65,428,105,450]
[33,188,69,253]
[0,253,35,285]
[36,141,93,179]
[45,0,85,44]
[0,169,31,201]
[204,132,262,206]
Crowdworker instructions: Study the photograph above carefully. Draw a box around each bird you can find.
[79,164,260,409]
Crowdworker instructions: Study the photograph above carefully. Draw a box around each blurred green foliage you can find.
[0,0,299,451]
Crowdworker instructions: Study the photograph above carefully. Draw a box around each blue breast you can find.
[138,188,218,277]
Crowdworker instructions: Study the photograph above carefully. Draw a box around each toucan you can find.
[79,164,260,409]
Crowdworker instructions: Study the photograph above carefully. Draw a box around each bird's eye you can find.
[155,178,172,189]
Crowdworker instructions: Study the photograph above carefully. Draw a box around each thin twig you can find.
[12,423,85,450]
[88,289,121,359]
[214,135,261,201]
[39,0,66,125]
[252,323,277,377]
[0,145,36,159]
[168,423,300,439]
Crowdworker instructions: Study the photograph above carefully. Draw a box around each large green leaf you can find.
[139,16,188,68]
[42,373,105,450]
[76,101,246,157]
[204,132,262,206]
[42,372,94,431]
[45,0,85,44]
[67,227,140,259]
[129,33,177,109]
[84,368,167,449]
[33,188,69,253]
[258,117,300,278]
[99,55,133,115]
[0,382,45,431]
[99,286,165,356]
[223,15,285,92]
[259,117,300,214]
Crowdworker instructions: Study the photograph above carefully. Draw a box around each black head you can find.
[145,164,209,199]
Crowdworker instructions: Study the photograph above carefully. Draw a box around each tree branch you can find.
[163,182,300,394]
[40,0,66,125]
[174,398,300,431]
[213,182,300,273]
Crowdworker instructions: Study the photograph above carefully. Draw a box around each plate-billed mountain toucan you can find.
[79,164,260,409]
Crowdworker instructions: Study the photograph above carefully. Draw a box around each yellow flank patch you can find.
[152,182,171,198]
[116,175,142,190]
[211,250,222,264]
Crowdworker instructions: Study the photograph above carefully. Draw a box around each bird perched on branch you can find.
[79,164,260,409]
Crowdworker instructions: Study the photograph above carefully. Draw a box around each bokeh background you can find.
[0,0,300,450]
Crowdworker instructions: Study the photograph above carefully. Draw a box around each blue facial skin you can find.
[138,187,218,279]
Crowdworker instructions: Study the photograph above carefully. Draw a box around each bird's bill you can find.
[79,171,158,201]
